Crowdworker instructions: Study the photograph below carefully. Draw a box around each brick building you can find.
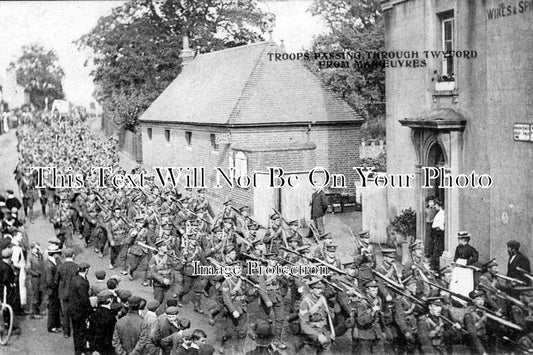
[139,39,363,225]
[381,0,532,266]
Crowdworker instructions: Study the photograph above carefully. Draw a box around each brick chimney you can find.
[180,35,195,66]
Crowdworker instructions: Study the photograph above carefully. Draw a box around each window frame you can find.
[164,129,170,143]
[210,133,220,152]
[147,127,152,141]
[440,13,455,80]
[185,131,192,147]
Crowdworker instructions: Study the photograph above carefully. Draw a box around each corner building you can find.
[381,0,533,266]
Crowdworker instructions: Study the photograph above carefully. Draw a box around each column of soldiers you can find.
[9,109,533,355]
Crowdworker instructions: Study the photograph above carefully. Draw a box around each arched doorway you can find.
[422,141,447,253]
[427,142,446,203]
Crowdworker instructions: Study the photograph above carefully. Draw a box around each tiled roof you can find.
[139,41,363,125]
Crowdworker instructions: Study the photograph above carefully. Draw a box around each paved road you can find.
[0,124,362,354]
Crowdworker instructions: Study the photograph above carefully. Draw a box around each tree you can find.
[9,44,65,109]
[77,0,274,131]
[308,0,385,138]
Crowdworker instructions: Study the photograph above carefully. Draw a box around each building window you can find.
[441,13,454,80]
[147,127,152,140]
[234,151,247,180]
[210,134,219,151]
[185,131,192,146]
[165,129,170,142]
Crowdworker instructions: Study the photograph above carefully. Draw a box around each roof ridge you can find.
[227,42,275,124]
[199,41,270,58]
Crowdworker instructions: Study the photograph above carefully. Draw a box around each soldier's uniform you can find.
[299,278,333,355]
[221,266,250,353]
[51,201,74,249]
[125,217,149,281]
[356,280,385,354]
[80,192,98,246]
[178,239,207,312]
[107,207,129,270]
[395,278,422,354]
[264,213,285,254]
[255,257,288,349]
[464,290,490,355]
[149,246,175,312]
[418,297,453,355]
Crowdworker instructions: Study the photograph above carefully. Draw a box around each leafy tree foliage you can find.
[9,44,65,109]
[78,0,274,131]
[308,0,385,135]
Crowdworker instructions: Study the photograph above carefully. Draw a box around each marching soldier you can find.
[178,238,207,313]
[255,256,288,350]
[395,278,422,354]
[220,261,250,354]
[125,215,149,281]
[356,279,384,354]
[464,289,490,355]
[149,242,175,312]
[264,213,286,254]
[299,278,334,354]
[418,297,458,355]
[108,206,130,271]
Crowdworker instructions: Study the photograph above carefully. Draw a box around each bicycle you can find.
[0,285,14,345]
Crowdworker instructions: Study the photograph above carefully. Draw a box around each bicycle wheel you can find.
[0,304,13,345]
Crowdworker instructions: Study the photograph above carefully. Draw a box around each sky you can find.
[0,1,328,107]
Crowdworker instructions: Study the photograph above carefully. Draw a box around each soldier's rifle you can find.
[478,283,529,310]
[94,199,134,228]
[169,195,212,225]
[384,283,468,334]
[453,262,526,286]
[230,206,267,230]
[423,279,524,331]
[280,246,359,280]
[348,228,365,249]
[502,336,533,354]
[271,208,291,248]
[372,270,405,290]
[517,267,533,282]
[136,241,181,263]
[206,257,264,291]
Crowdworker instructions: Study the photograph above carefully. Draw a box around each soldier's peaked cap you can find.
[486,260,498,268]
[359,230,370,237]
[364,280,379,288]
[307,278,325,288]
[223,198,232,205]
[270,213,280,220]
[426,297,445,305]
[381,248,397,256]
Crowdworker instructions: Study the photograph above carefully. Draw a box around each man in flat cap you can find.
[507,240,531,285]
[152,306,180,355]
[112,295,149,355]
[69,262,92,355]
[87,289,117,355]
